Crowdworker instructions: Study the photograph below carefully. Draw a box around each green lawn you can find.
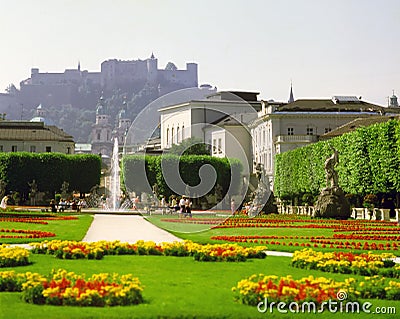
[1,253,399,319]
[146,215,400,256]
[1,213,399,318]
[0,214,93,244]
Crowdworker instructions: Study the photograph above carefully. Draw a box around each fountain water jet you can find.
[110,138,121,210]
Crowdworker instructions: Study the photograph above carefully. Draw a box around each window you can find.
[46,146,51,152]
[0,145,3,152]
[11,145,17,152]
[166,128,169,145]
[30,145,36,153]
[67,147,71,154]
[287,127,294,135]
[181,125,184,140]
[96,130,101,141]
[212,139,216,154]
[306,127,314,135]
[325,127,332,134]
[177,127,180,143]
[171,127,175,144]
[218,138,222,154]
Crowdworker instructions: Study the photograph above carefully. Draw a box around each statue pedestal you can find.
[314,187,350,219]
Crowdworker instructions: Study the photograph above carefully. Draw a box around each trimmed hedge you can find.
[274,119,400,199]
[122,154,242,199]
[0,153,101,197]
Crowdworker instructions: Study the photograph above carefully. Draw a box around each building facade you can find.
[0,121,74,154]
[159,91,261,150]
[250,96,400,187]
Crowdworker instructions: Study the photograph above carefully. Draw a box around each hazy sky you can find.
[1,0,399,105]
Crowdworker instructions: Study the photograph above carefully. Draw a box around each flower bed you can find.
[213,215,399,231]
[30,240,267,262]
[22,269,143,306]
[0,246,30,267]
[187,242,266,262]
[0,269,144,307]
[160,218,226,225]
[0,214,78,225]
[0,228,56,239]
[232,274,349,306]
[233,273,400,306]
[291,248,399,277]
[0,271,36,291]
[211,229,400,251]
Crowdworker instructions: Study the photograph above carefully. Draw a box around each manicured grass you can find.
[0,213,93,244]
[1,253,399,318]
[146,215,400,256]
[144,214,225,233]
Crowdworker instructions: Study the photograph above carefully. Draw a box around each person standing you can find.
[50,199,57,213]
[179,196,186,217]
[185,197,192,218]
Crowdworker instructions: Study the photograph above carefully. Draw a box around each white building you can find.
[159,91,261,149]
[250,95,400,187]
[204,115,256,176]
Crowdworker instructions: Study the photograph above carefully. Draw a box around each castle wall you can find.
[101,59,148,89]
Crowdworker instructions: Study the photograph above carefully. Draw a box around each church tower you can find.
[91,95,113,158]
[389,90,399,107]
[113,98,132,145]
[288,82,295,103]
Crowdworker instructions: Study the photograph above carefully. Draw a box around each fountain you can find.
[110,137,121,210]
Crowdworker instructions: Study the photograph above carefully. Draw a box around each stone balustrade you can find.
[277,205,400,222]
[278,205,315,217]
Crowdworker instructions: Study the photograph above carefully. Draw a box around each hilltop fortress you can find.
[18,54,198,109]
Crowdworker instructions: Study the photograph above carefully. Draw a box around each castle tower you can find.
[147,52,158,84]
[389,90,399,107]
[186,63,198,87]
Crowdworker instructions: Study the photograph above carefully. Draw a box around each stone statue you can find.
[28,180,38,205]
[315,146,350,219]
[60,181,69,199]
[247,163,276,216]
[324,146,339,189]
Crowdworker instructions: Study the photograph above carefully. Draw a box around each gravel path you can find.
[82,214,183,244]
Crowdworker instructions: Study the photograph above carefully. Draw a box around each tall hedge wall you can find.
[0,153,101,197]
[122,154,243,199]
[274,119,400,199]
